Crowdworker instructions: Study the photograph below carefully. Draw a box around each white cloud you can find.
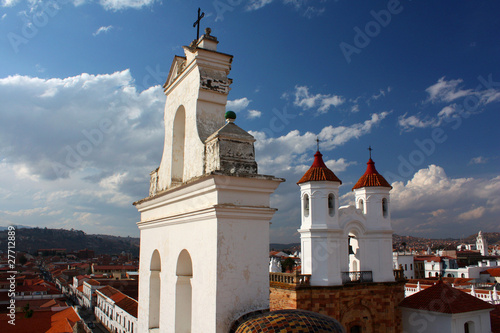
[469,156,488,165]
[93,25,113,36]
[0,70,165,235]
[293,85,345,114]
[388,165,500,237]
[246,0,273,11]
[1,13,7,19]
[98,0,156,11]
[226,97,251,112]
[426,77,473,103]
[247,109,262,119]
[458,206,486,220]
[0,0,19,7]
[398,113,438,131]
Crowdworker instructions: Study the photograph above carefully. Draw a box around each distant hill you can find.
[0,227,139,256]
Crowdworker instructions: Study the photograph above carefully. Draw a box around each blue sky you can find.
[0,0,499,243]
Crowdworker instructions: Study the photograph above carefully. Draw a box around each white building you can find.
[95,285,138,333]
[393,252,415,279]
[134,29,283,333]
[298,150,395,286]
[400,282,494,333]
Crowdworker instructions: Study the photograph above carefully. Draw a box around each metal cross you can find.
[368,146,373,159]
[316,137,320,151]
[193,8,205,40]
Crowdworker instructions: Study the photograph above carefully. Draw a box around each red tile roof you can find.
[352,158,392,190]
[400,281,494,314]
[482,267,500,277]
[297,151,341,184]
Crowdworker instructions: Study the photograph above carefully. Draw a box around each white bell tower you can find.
[351,153,394,283]
[476,231,488,256]
[135,30,283,333]
[298,149,343,286]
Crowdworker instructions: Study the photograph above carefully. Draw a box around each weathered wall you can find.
[270,282,405,333]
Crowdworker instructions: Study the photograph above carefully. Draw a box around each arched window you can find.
[328,193,335,216]
[382,198,388,217]
[359,199,364,214]
[464,321,475,333]
[303,194,309,217]
[176,249,193,333]
[171,106,186,184]
[149,250,161,330]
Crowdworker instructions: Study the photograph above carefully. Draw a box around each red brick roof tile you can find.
[297,151,341,184]
[352,158,391,190]
[399,281,494,314]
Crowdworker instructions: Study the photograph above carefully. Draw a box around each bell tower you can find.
[135,29,283,332]
[297,149,343,286]
[151,27,234,194]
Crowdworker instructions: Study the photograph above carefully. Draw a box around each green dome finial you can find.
[225,111,236,123]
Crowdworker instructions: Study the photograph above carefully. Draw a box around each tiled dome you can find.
[297,151,342,184]
[352,158,391,190]
[231,309,345,333]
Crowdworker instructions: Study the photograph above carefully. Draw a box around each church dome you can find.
[231,309,345,333]
[297,151,342,184]
[352,158,392,190]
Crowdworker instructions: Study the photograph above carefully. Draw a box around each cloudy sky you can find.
[0,0,499,242]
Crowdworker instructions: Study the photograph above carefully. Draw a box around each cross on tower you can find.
[368,146,373,159]
[193,8,205,40]
[316,137,320,151]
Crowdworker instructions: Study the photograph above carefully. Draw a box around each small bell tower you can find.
[297,146,343,286]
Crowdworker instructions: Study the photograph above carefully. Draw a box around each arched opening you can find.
[461,273,466,278]
[358,199,364,214]
[350,325,362,333]
[348,230,360,276]
[303,194,310,217]
[328,193,335,217]
[175,249,193,333]
[464,321,475,333]
[171,106,186,184]
[382,198,388,218]
[149,250,161,330]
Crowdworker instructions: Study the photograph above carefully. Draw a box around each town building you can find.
[95,285,138,333]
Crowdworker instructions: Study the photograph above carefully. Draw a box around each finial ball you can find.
[225,111,236,121]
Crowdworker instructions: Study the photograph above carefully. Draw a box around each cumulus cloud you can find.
[93,25,113,36]
[0,70,165,236]
[389,165,500,237]
[226,97,251,112]
[247,110,262,119]
[293,86,345,114]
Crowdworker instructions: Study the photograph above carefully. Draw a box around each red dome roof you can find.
[352,158,392,190]
[297,151,342,184]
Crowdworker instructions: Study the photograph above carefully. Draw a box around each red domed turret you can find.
[297,151,342,184]
[352,158,392,190]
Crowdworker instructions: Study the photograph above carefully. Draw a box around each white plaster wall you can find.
[157,47,231,192]
[136,174,282,333]
[393,253,415,279]
[402,308,492,333]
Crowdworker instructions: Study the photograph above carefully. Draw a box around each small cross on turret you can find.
[193,8,205,40]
